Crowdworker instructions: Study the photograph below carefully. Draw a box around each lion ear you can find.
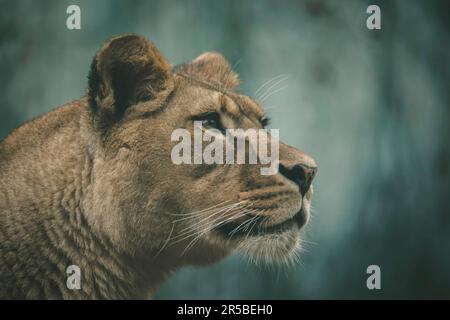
[88,35,171,122]
[175,52,239,89]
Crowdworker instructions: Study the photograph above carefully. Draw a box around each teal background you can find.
[1,0,449,299]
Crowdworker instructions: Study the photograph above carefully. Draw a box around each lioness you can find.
[0,35,317,299]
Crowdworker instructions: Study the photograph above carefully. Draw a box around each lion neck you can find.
[0,100,180,299]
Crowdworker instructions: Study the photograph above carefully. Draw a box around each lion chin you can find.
[203,193,312,267]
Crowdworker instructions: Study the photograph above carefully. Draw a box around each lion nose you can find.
[279,163,317,195]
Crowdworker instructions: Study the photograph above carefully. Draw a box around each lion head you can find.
[86,35,317,270]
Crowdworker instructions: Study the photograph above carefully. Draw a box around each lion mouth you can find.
[215,208,307,238]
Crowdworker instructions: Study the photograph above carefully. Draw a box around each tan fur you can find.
[0,35,316,299]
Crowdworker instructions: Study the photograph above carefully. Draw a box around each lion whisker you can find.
[171,201,247,237]
[178,203,257,253]
[254,74,288,100]
[170,202,238,224]
[227,213,258,238]
[168,203,248,245]
[244,215,261,242]
[180,209,251,255]
[153,222,175,258]
[256,75,289,102]
[170,200,233,218]
[259,85,288,103]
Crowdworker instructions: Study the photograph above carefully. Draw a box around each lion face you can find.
[88,35,317,267]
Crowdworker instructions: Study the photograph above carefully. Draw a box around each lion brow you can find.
[174,72,252,119]
[174,72,231,94]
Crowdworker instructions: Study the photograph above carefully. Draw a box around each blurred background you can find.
[1,0,449,299]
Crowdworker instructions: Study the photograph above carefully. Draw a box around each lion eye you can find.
[202,118,218,127]
[194,113,225,133]
[261,116,271,128]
